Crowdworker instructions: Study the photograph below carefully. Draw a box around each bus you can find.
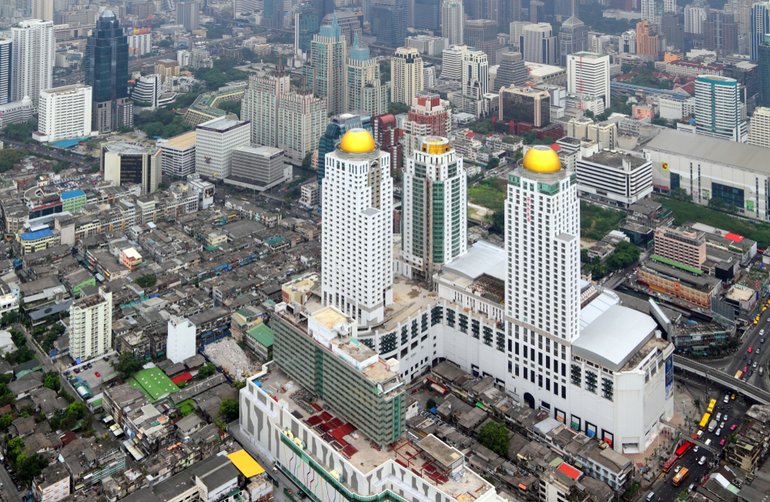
[662,455,679,473]
[674,441,694,457]
[707,399,717,413]
[735,370,743,380]
[672,467,690,486]
[699,412,711,429]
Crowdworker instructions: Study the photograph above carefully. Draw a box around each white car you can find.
[698,456,706,466]
[715,428,722,437]
[705,438,712,446]
[761,329,765,336]
[716,412,722,422]
[693,446,700,453]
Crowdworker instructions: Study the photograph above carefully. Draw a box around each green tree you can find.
[113,352,144,378]
[388,102,409,115]
[219,398,239,422]
[15,453,48,485]
[478,421,509,457]
[0,310,18,327]
[0,413,12,431]
[197,363,216,379]
[489,211,504,236]
[0,149,29,172]
[135,274,157,288]
[486,157,500,170]
[43,372,60,391]
[3,121,36,142]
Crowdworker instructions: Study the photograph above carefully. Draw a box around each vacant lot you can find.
[468,178,507,213]
[580,201,625,241]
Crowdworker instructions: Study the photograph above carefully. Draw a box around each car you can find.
[758,348,762,354]
[731,393,736,400]
[730,423,738,431]
[697,429,704,438]
[688,483,696,492]
[754,361,759,368]
[744,365,749,373]
[716,428,722,437]
[699,456,707,465]
[762,338,766,344]
[646,492,655,502]
[724,415,729,422]
[705,438,712,446]
[693,445,700,453]
[720,438,727,446]
[724,394,730,403]
[761,329,766,336]
[749,346,753,353]
[674,465,682,473]
[716,412,722,421]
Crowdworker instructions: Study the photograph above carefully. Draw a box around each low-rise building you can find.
[637,258,722,309]
[576,151,653,207]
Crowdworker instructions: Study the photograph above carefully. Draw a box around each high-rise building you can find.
[441,0,464,45]
[461,48,489,117]
[262,0,283,28]
[176,0,200,31]
[494,51,529,89]
[567,52,610,111]
[242,73,291,147]
[704,10,739,54]
[373,113,403,174]
[69,287,113,363]
[760,35,770,106]
[684,4,707,34]
[635,20,661,59]
[317,113,372,185]
[309,17,347,115]
[31,0,54,22]
[499,86,551,127]
[321,129,394,326]
[751,2,770,62]
[85,10,132,133]
[413,0,441,31]
[102,142,161,194]
[195,117,251,180]
[402,92,452,156]
[294,2,321,56]
[11,19,54,107]
[440,44,468,81]
[660,12,683,51]
[391,47,424,105]
[695,74,747,142]
[130,74,162,109]
[505,146,578,410]
[749,106,770,147]
[166,316,196,364]
[402,137,467,278]
[348,35,389,117]
[34,84,92,143]
[641,0,662,25]
[157,130,197,178]
[227,146,291,191]
[464,19,499,61]
[0,39,12,105]
[559,13,587,65]
[371,0,408,47]
[520,23,558,64]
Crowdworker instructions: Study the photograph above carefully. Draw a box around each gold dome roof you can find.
[338,128,376,154]
[522,145,561,173]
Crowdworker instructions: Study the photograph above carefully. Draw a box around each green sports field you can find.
[130,367,179,401]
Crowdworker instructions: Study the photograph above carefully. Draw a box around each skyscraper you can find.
[294,2,321,56]
[641,0,662,25]
[0,39,11,105]
[461,48,489,117]
[441,0,464,45]
[748,106,770,148]
[176,1,200,31]
[262,0,283,28]
[463,19,499,62]
[402,136,467,278]
[520,23,558,64]
[11,19,54,107]
[695,74,747,142]
[759,35,770,106]
[309,17,347,115]
[494,51,529,89]
[85,10,132,133]
[391,47,424,105]
[567,52,611,110]
[31,0,54,21]
[402,92,452,157]
[317,114,372,185]
[751,2,770,62]
[703,10,739,54]
[505,146,579,409]
[347,35,389,117]
[69,288,113,362]
[321,128,394,326]
[440,44,468,81]
[242,73,291,147]
[371,0,408,47]
[559,3,587,65]
[413,0,441,31]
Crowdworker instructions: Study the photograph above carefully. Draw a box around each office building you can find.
[321,129,394,326]
[157,130,196,178]
[499,86,550,127]
[749,106,770,148]
[242,73,290,148]
[441,0,464,45]
[567,52,610,110]
[653,227,707,269]
[520,23,558,64]
[402,92,452,157]
[704,10,739,54]
[277,92,327,164]
[635,20,661,59]
[464,19,499,62]
[226,146,291,191]
[685,4,707,34]
[85,10,132,133]
[559,13,587,65]
[0,39,10,105]
[309,17,347,115]
[102,142,161,195]
[495,51,529,90]
[294,2,321,56]
[760,35,770,107]
[166,316,195,364]
[130,74,163,109]
[695,75,747,143]
[373,113,403,174]
[32,0,54,21]
[317,114,373,185]
[11,19,54,107]
[69,287,113,362]
[391,47,424,105]
[754,2,770,62]
[176,0,200,31]
[413,0,441,31]
[34,84,92,143]
[371,0,408,47]
[402,137,467,278]
[262,0,283,27]
[195,117,250,180]
[440,44,468,81]
[641,0,661,25]
[461,48,489,117]
[348,36,389,117]
[575,151,653,207]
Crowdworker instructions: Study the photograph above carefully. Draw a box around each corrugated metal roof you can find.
[443,241,506,282]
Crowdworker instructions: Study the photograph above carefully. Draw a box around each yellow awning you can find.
[227,449,265,478]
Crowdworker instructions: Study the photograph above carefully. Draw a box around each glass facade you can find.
[85,12,129,104]
[711,182,744,210]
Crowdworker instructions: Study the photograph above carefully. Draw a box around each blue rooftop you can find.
[61,189,86,200]
[21,228,54,241]
[51,138,87,149]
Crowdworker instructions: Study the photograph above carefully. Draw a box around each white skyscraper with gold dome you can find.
[321,128,394,326]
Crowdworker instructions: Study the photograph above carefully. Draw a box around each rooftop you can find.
[442,241,506,283]
[158,130,196,149]
[104,142,153,156]
[581,150,649,169]
[197,117,249,133]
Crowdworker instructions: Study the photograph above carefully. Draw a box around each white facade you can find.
[576,152,653,207]
[347,39,389,117]
[441,0,464,45]
[131,74,162,108]
[694,75,747,143]
[391,47,424,105]
[0,39,11,105]
[69,288,113,362]
[461,49,489,117]
[321,130,394,327]
[242,73,290,147]
[11,19,55,107]
[441,45,468,81]
[128,32,152,56]
[167,316,196,364]
[658,96,695,121]
[402,137,467,277]
[195,117,250,179]
[749,107,770,149]
[641,0,661,25]
[157,131,196,177]
[520,23,558,65]
[685,5,707,34]
[567,52,610,110]
[34,84,92,143]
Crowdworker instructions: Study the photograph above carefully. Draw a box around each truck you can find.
[708,419,718,433]
[672,467,690,486]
